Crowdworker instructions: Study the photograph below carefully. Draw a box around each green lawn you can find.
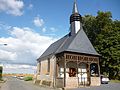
[110,80,120,83]
[24,76,33,81]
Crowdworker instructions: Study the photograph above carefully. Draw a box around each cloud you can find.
[28,4,33,9]
[0,50,17,61]
[50,27,57,32]
[33,16,44,27]
[0,22,12,30]
[0,63,36,74]
[0,0,24,16]
[0,27,57,65]
[42,27,47,32]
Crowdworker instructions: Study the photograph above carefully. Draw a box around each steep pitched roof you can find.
[38,27,100,61]
[38,34,70,59]
[65,28,99,55]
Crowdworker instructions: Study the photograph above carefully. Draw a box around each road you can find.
[1,77,120,90]
[1,77,59,90]
[67,82,120,90]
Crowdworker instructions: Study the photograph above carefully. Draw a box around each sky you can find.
[0,0,120,74]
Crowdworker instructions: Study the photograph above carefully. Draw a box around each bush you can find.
[24,76,33,81]
[0,78,4,81]
[0,66,3,79]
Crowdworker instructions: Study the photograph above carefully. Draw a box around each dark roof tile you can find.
[38,28,99,61]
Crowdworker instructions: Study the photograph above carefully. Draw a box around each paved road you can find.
[1,77,59,90]
[1,77,120,90]
[67,82,120,90]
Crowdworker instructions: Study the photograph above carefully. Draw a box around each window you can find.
[39,62,41,73]
[69,68,76,77]
[47,58,50,73]
[90,63,99,77]
[59,68,64,77]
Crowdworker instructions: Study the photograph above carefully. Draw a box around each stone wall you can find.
[90,77,101,86]
[36,56,56,87]
[66,77,78,88]
[56,78,64,88]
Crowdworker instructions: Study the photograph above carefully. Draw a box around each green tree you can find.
[95,21,120,79]
[0,66,3,79]
[83,11,120,80]
[82,15,96,43]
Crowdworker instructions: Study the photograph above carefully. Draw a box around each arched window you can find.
[66,61,77,77]
[78,63,88,83]
[90,63,99,77]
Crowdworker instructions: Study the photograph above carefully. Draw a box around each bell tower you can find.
[70,0,82,35]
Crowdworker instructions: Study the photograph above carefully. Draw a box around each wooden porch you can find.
[55,52,100,88]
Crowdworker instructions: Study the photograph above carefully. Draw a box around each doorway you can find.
[78,63,88,85]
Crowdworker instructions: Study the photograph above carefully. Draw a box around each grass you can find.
[0,78,3,81]
[110,80,120,83]
[24,76,33,81]
[0,78,6,83]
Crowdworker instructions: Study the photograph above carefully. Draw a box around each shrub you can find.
[0,66,3,79]
[24,76,33,81]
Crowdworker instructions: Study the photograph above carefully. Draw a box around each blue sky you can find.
[0,0,120,74]
[0,0,120,37]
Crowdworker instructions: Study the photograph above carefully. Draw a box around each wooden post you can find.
[87,63,91,86]
[64,56,66,88]
[77,59,79,87]
[98,58,101,77]
[54,57,57,87]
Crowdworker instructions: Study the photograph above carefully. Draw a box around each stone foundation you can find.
[90,77,101,86]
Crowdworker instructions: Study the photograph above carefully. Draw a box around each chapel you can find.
[36,0,101,88]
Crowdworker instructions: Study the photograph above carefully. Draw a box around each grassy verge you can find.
[0,78,3,81]
[110,80,120,83]
[24,76,33,81]
[0,78,6,83]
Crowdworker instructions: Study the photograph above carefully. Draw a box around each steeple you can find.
[70,0,82,36]
[72,0,79,14]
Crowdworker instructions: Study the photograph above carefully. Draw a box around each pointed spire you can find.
[70,0,82,35]
[72,0,79,14]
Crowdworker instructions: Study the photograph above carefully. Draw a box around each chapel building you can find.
[36,0,101,88]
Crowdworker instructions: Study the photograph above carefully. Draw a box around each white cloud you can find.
[0,22,12,30]
[0,27,57,65]
[50,27,57,32]
[0,0,24,16]
[33,16,44,27]
[28,4,33,9]
[0,50,17,61]
[42,27,47,32]
[0,64,37,74]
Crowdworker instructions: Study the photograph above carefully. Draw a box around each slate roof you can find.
[38,27,100,61]
[39,34,70,59]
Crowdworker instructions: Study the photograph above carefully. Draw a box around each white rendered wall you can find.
[71,21,81,34]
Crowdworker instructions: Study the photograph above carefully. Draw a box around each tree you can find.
[95,21,120,79]
[82,15,96,43]
[0,66,3,79]
[83,11,120,80]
